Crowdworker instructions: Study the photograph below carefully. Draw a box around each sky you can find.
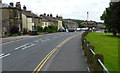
[2,0,110,22]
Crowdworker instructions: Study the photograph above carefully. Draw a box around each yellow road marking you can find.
[36,49,57,73]
[0,38,24,45]
[32,33,82,73]
[32,48,56,73]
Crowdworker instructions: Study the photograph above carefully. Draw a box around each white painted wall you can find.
[42,22,50,28]
[27,18,34,31]
[22,14,27,29]
[58,20,63,30]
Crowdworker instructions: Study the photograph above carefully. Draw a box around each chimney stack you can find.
[23,5,26,11]
[43,13,46,16]
[16,2,21,9]
[10,2,14,7]
[47,14,49,17]
[50,14,53,17]
[56,15,59,18]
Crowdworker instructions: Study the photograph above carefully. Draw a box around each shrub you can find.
[43,27,49,32]
[22,28,28,35]
[35,26,43,32]
[79,24,86,28]
[10,25,19,34]
[43,24,58,33]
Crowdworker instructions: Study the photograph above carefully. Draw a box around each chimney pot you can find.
[23,5,26,11]
[10,2,14,7]
[16,2,21,9]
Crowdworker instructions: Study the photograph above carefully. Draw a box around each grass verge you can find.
[86,32,119,71]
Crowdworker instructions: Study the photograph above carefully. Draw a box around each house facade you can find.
[63,20,78,30]
[0,2,22,37]
[22,6,41,31]
[40,14,63,30]
[81,20,97,27]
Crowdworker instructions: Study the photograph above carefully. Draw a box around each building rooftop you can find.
[0,3,11,8]
[22,11,39,18]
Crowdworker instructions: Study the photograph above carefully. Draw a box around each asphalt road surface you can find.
[1,32,88,73]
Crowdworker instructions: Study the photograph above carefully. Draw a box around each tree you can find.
[101,1,120,36]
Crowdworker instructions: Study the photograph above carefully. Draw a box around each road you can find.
[1,32,88,73]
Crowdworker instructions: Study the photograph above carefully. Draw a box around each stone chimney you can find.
[56,15,59,18]
[23,5,26,11]
[43,13,46,16]
[40,14,43,16]
[47,14,49,17]
[50,14,53,17]
[10,2,14,7]
[16,2,21,9]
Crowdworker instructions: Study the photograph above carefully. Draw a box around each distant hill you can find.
[63,19,84,21]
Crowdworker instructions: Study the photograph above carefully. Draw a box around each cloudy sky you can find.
[2,0,110,22]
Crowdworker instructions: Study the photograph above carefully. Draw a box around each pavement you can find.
[1,31,88,73]
[41,33,88,72]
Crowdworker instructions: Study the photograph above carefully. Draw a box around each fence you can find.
[82,31,109,73]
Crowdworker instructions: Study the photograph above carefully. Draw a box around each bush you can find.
[43,27,49,32]
[22,28,28,35]
[43,24,58,33]
[35,26,43,32]
[79,24,86,28]
[10,25,19,34]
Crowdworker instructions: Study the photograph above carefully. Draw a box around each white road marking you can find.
[15,43,30,50]
[21,43,35,50]
[34,40,39,43]
[0,53,11,58]
[0,53,4,56]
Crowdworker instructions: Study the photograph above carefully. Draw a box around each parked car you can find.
[68,28,75,32]
[29,30,38,35]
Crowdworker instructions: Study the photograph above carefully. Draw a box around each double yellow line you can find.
[32,48,57,73]
[32,33,81,73]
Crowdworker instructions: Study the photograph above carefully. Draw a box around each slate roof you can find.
[0,3,11,8]
[40,16,60,22]
[22,11,39,18]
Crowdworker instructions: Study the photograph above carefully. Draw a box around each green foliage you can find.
[43,24,58,33]
[101,2,120,36]
[86,32,119,71]
[75,20,84,24]
[43,27,49,32]
[79,24,86,28]
[35,26,43,32]
[22,28,28,34]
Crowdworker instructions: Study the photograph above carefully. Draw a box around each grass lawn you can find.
[85,32,119,71]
